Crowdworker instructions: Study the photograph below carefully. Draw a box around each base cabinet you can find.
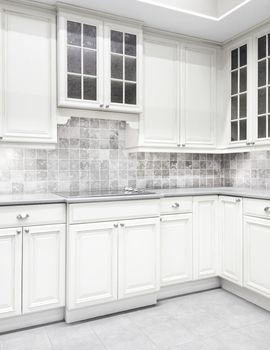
[193,196,218,280]
[23,224,66,313]
[219,196,243,286]
[68,222,118,310]
[244,216,270,298]
[0,228,22,319]
[160,214,193,286]
[118,218,160,298]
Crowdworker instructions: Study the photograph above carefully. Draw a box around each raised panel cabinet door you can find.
[244,216,270,298]
[1,7,57,143]
[22,224,65,313]
[219,196,243,285]
[57,10,104,109]
[193,196,218,280]
[0,227,22,319]
[181,45,216,147]
[142,36,179,146]
[104,22,143,113]
[118,218,160,298]
[160,214,193,286]
[67,222,117,309]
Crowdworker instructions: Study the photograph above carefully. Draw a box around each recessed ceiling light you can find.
[136,0,252,21]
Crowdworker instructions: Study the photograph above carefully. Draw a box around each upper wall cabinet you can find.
[57,9,143,114]
[0,4,57,144]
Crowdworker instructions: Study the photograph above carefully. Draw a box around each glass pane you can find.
[258,35,267,59]
[258,60,266,87]
[231,121,238,142]
[258,88,267,115]
[125,33,136,56]
[111,30,123,54]
[67,21,81,46]
[111,80,123,103]
[111,54,123,80]
[240,67,247,92]
[268,115,270,137]
[125,83,136,105]
[231,70,238,95]
[125,57,136,81]
[268,59,270,84]
[67,75,81,99]
[67,47,81,74]
[258,116,266,138]
[83,77,96,101]
[268,34,270,56]
[239,119,247,140]
[83,50,96,76]
[231,96,238,120]
[240,45,247,67]
[240,94,247,118]
[83,24,96,49]
[269,87,270,113]
[231,49,238,70]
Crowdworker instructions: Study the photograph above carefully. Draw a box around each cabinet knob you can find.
[99,104,104,108]
[264,207,270,213]
[235,198,241,203]
[16,229,21,235]
[177,144,181,147]
[105,104,110,108]
[172,202,180,208]
[113,223,118,228]
[120,223,125,227]
[181,144,186,147]
[24,229,30,234]
[17,214,29,220]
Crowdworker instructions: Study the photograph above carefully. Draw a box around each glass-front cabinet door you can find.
[58,12,103,109]
[229,43,248,145]
[104,23,142,113]
[255,31,270,142]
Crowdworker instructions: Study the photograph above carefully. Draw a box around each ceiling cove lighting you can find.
[136,0,252,21]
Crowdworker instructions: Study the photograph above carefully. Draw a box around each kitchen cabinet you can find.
[23,224,65,313]
[67,222,118,309]
[193,196,218,280]
[118,217,159,298]
[160,214,193,286]
[244,215,270,298]
[0,227,22,319]
[0,4,57,144]
[219,196,243,285]
[58,9,142,113]
[181,44,216,148]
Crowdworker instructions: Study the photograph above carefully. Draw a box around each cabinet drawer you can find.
[69,200,160,224]
[243,198,270,219]
[0,204,66,228]
[160,197,193,215]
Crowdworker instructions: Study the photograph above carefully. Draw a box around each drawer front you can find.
[160,197,193,215]
[0,204,66,228]
[69,200,160,224]
[243,198,270,219]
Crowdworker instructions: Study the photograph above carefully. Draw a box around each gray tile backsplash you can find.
[0,117,267,194]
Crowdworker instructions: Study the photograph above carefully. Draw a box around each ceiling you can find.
[37,0,270,43]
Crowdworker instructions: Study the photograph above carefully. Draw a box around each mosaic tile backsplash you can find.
[0,116,268,194]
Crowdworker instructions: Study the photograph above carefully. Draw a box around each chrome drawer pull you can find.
[17,214,29,220]
[172,203,180,208]
[264,207,270,213]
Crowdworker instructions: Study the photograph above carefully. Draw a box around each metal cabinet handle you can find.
[105,104,110,108]
[172,203,180,208]
[181,144,186,147]
[17,214,29,220]
[120,223,125,227]
[99,104,104,108]
[113,223,118,228]
[16,229,21,235]
[24,229,30,234]
[235,198,241,203]
[264,207,270,213]
[177,144,181,147]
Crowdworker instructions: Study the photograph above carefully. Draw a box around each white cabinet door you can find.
[118,218,159,298]
[1,5,57,143]
[68,222,117,309]
[181,44,216,148]
[57,10,104,110]
[193,196,218,280]
[160,214,193,286]
[142,36,179,147]
[104,22,143,113]
[23,224,65,313]
[244,216,270,298]
[0,227,22,319]
[219,196,243,285]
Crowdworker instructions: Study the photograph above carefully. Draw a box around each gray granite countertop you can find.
[1,188,270,206]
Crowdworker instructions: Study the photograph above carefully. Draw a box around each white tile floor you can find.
[1,289,270,350]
